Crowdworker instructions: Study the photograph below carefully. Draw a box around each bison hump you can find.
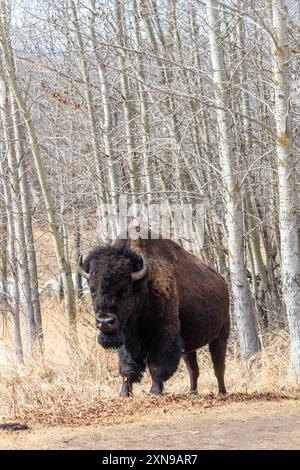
[149,256,176,300]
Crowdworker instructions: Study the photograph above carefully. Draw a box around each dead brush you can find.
[0,299,297,424]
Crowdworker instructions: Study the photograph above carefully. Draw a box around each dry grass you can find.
[0,298,298,426]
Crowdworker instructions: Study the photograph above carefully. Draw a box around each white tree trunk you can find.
[3,11,43,347]
[115,0,139,205]
[206,0,260,357]
[88,0,119,236]
[0,141,23,363]
[0,5,77,345]
[0,206,8,304]
[131,0,154,209]
[271,0,300,382]
[72,206,83,299]
[69,0,107,196]
[0,75,37,355]
[10,94,44,351]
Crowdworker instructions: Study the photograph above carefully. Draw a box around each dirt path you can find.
[0,399,299,450]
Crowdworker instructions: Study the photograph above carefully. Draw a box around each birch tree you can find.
[206,0,260,357]
[10,95,44,350]
[0,72,37,355]
[0,1,77,345]
[115,0,139,204]
[271,0,300,381]
[0,74,23,361]
[0,145,23,363]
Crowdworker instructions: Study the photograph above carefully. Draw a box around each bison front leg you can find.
[118,346,146,397]
[120,376,134,397]
[147,336,182,395]
[148,371,164,395]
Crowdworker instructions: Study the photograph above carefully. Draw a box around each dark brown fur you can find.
[83,236,230,396]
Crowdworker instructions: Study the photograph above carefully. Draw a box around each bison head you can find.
[78,246,148,349]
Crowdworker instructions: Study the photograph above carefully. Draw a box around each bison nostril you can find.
[97,316,117,331]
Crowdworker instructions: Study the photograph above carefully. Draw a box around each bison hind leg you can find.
[182,351,199,394]
[209,324,229,395]
[118,346,146,397]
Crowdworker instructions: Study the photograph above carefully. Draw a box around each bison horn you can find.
[132,254,148,282]
[77,255,90,280]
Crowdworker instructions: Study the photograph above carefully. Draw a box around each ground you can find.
[0,398,299,450]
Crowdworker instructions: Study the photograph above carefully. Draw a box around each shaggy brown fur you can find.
[117,236,230,352]
[83,235,230,396]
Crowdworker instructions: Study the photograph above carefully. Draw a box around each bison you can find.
[78,233,230,396]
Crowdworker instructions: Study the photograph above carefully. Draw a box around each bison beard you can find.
[98,331,124,349]
[80,236,230,396]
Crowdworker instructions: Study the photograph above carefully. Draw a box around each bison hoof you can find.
[120,381,133,397]
[150,389,162,396]
[189,390,198,395]
[150,383,163,395]
[120,389,132,398]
